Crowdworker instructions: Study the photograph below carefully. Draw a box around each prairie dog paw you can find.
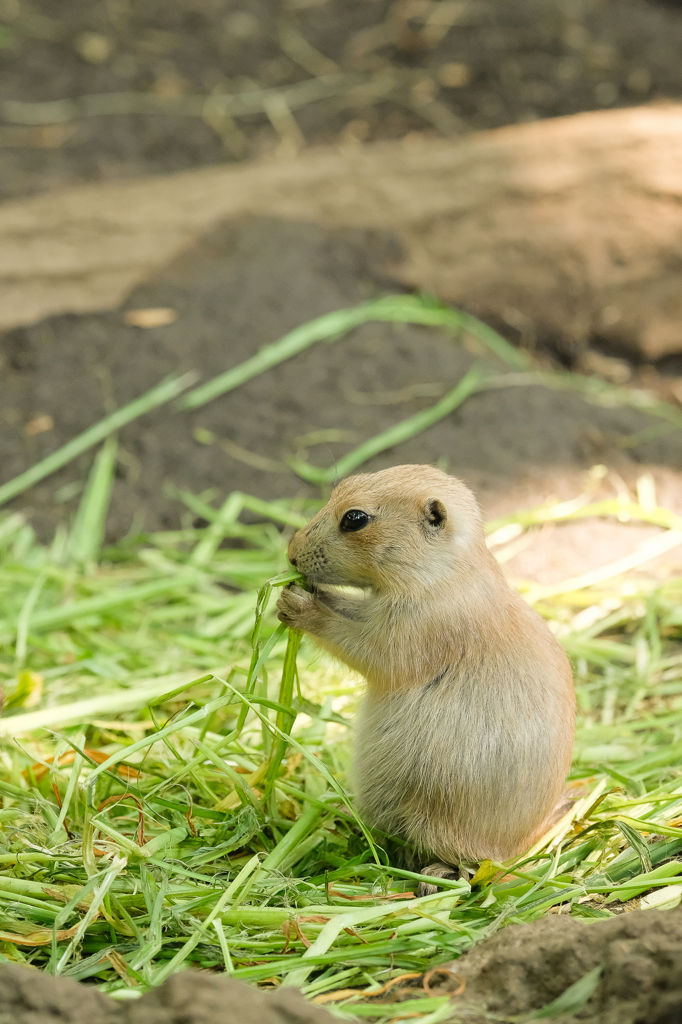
[276,584,317,631]
[417,862,460,898]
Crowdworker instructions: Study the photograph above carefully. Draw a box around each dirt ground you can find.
[0,962,336,1023]
[1,1,682,549]
[1,0,682,204]
[449,903,682,1023]
[2,214,682,546]
[1,0,681,548]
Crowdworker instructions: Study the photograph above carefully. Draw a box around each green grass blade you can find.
[68,436,118,565]
[0,672,202,737]
[177,295,526,413]
[538,370,682,430]
[85,690,238,787]
[177,306,372,410]
[15,572,47,663]
[0,573,203,642]
[211,672,382,863]
[0,373,197,507]
[261,803,324,872]
[151,855,261,986]
[239,494,308,529]
[55,855,128,974]
[190,492,244,567]
[263,628,303,800]
[486,498,682,536]
[532,966,603,1019]
[287,366,487,483]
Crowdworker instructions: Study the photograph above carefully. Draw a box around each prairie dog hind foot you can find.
[417,862,469,897]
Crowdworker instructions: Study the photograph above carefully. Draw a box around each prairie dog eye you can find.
[340,509,371,532]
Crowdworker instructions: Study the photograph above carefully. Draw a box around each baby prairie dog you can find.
[276,465,575,865]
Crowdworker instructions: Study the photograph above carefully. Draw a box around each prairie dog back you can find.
[276,465,575,864]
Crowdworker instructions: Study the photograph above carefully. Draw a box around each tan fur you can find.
[276,465,575,865]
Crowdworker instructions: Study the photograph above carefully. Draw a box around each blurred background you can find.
[1,0,682,201]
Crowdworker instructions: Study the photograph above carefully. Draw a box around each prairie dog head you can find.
[287,464,488,594]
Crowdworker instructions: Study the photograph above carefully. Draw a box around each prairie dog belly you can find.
[354,677,568,864]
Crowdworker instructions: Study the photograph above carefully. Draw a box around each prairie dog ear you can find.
[423,497,447,531]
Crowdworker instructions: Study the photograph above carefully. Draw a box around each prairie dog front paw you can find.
[276,584,321,633]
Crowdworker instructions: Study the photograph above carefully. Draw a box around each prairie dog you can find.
[276,465,575,865]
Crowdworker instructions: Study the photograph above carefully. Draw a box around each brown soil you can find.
[4,105,682,364]
[2,0,682,204]
[2,5,682,550]
[0,962,336,1023]
[2,214,682,543]
[451,904,682,1024]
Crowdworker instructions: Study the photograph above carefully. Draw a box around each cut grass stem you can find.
[177,294,528,413]
[68,436,118,566]
[264,627,303,800]
[287,366,487,483]
[0,373,197,508]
